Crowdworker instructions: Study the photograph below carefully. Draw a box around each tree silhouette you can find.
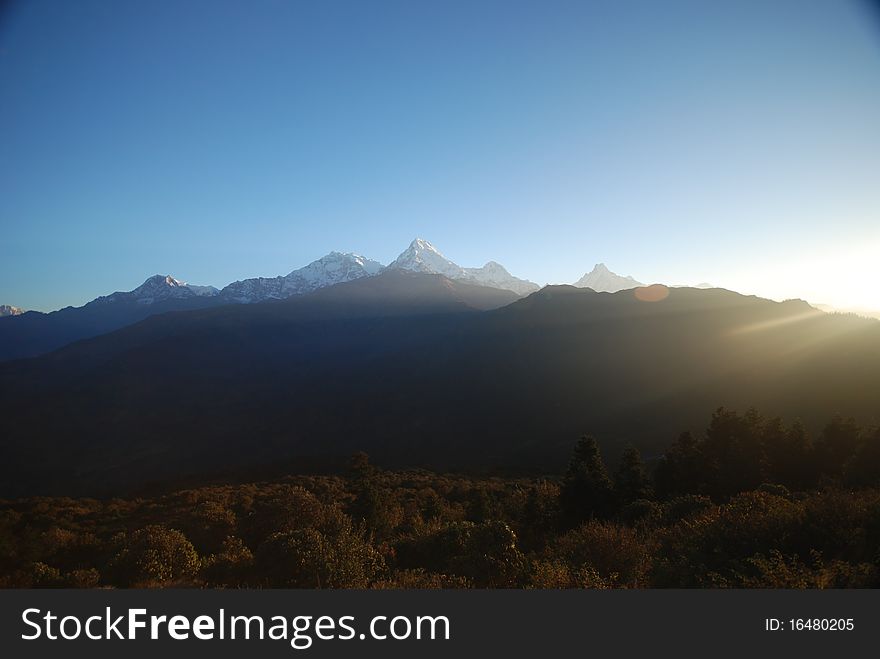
[815,415,860,479]
[614,446,652,505]
[654,431,705,499]
[846,427,880,487]
[560,435,613,525]
[768,419,814,489]
[703,407,767,496]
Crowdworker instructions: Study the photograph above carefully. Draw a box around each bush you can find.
[28,562,65,588]
[255,523,383,588]
[372,569,471,589]
[200,536,254,587]
[654,491,805,587]
[661,495,715,524]
[549,521,650,587]
[528,559,613,589]
[65,567,101,588]
[395,521,526,587]
[619,499,662,527]
[733,550,878,588]
[109,526,200,587]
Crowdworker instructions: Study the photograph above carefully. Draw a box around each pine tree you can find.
[560,435,614,525]
[654,431,705,499]
[815,415,860,479]
[704,407,767,496]
[614,446,652,505]
[347,452,393,536]
[845,427,880,487]
[347,451,374,484]
[767,419,814,489]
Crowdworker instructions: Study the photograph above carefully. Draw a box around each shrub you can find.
[29,562,65,588]
[109,526,200,587]
[255,523,383,588]
[372,569,471,589]
[528,559,612,589]
[549,521,649,587]
[200,536,254,587]
[395,521,526,587]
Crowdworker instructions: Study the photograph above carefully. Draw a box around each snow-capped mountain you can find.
[0,275,224,362]
[462,261,540,296]
[574,263,643,293]
[388,239,539,295]
[221,240,537,302]
[220,251,383,303]
[388,238,465,278]
[92,275,220,306]
[0,305,24,317]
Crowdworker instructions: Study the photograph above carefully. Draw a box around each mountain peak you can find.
[317,251,384,274]
[0,304,24,317]
[295,251,384,280]
[574,264,642,293]
[220,251,383,303]
[131,274,186,294]
[390,238,462,278]
[95,274,219,305]
[141,274,184,288]
[390,239,539,296]
[408,238,441,253]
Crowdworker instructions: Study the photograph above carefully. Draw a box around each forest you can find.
[2,407,880,589]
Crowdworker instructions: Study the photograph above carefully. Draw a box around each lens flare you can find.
[633,284,669,303]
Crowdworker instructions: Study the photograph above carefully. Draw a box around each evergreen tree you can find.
[350,481,391,534]
[560,435,614,525]
[703,407,767,496]
[614,446,652,505]
[347,451,374,484]
[815,415,860,479]
[654,431,705,499]
[347,452,394,537]
[767,419,814,490]
[845,427,880,487]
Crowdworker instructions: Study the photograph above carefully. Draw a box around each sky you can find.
[1,0,879,312]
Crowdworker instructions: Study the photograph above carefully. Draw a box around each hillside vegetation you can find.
[3,408,880,589]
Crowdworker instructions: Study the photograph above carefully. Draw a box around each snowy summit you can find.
[220,251,384,303]
[573,263,643,293]
[388,238,540,296]
[95,275,220,306]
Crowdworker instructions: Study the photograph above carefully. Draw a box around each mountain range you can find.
[0,239,636,361]
[219,251,384,303]
[219,239,540,302]
[1,263,878,497]
[387,238,540,296]
[0,276,225,362]
[8,237,874,498]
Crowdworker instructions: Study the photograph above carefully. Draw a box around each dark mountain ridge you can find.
[1,273,878,497]
[0,276,225,362]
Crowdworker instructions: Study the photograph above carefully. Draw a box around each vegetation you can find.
[2,407,880,589]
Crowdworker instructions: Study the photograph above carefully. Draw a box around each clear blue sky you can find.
[2,0,879,311]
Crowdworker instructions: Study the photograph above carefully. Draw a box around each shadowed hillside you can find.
[1,273,878,496]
